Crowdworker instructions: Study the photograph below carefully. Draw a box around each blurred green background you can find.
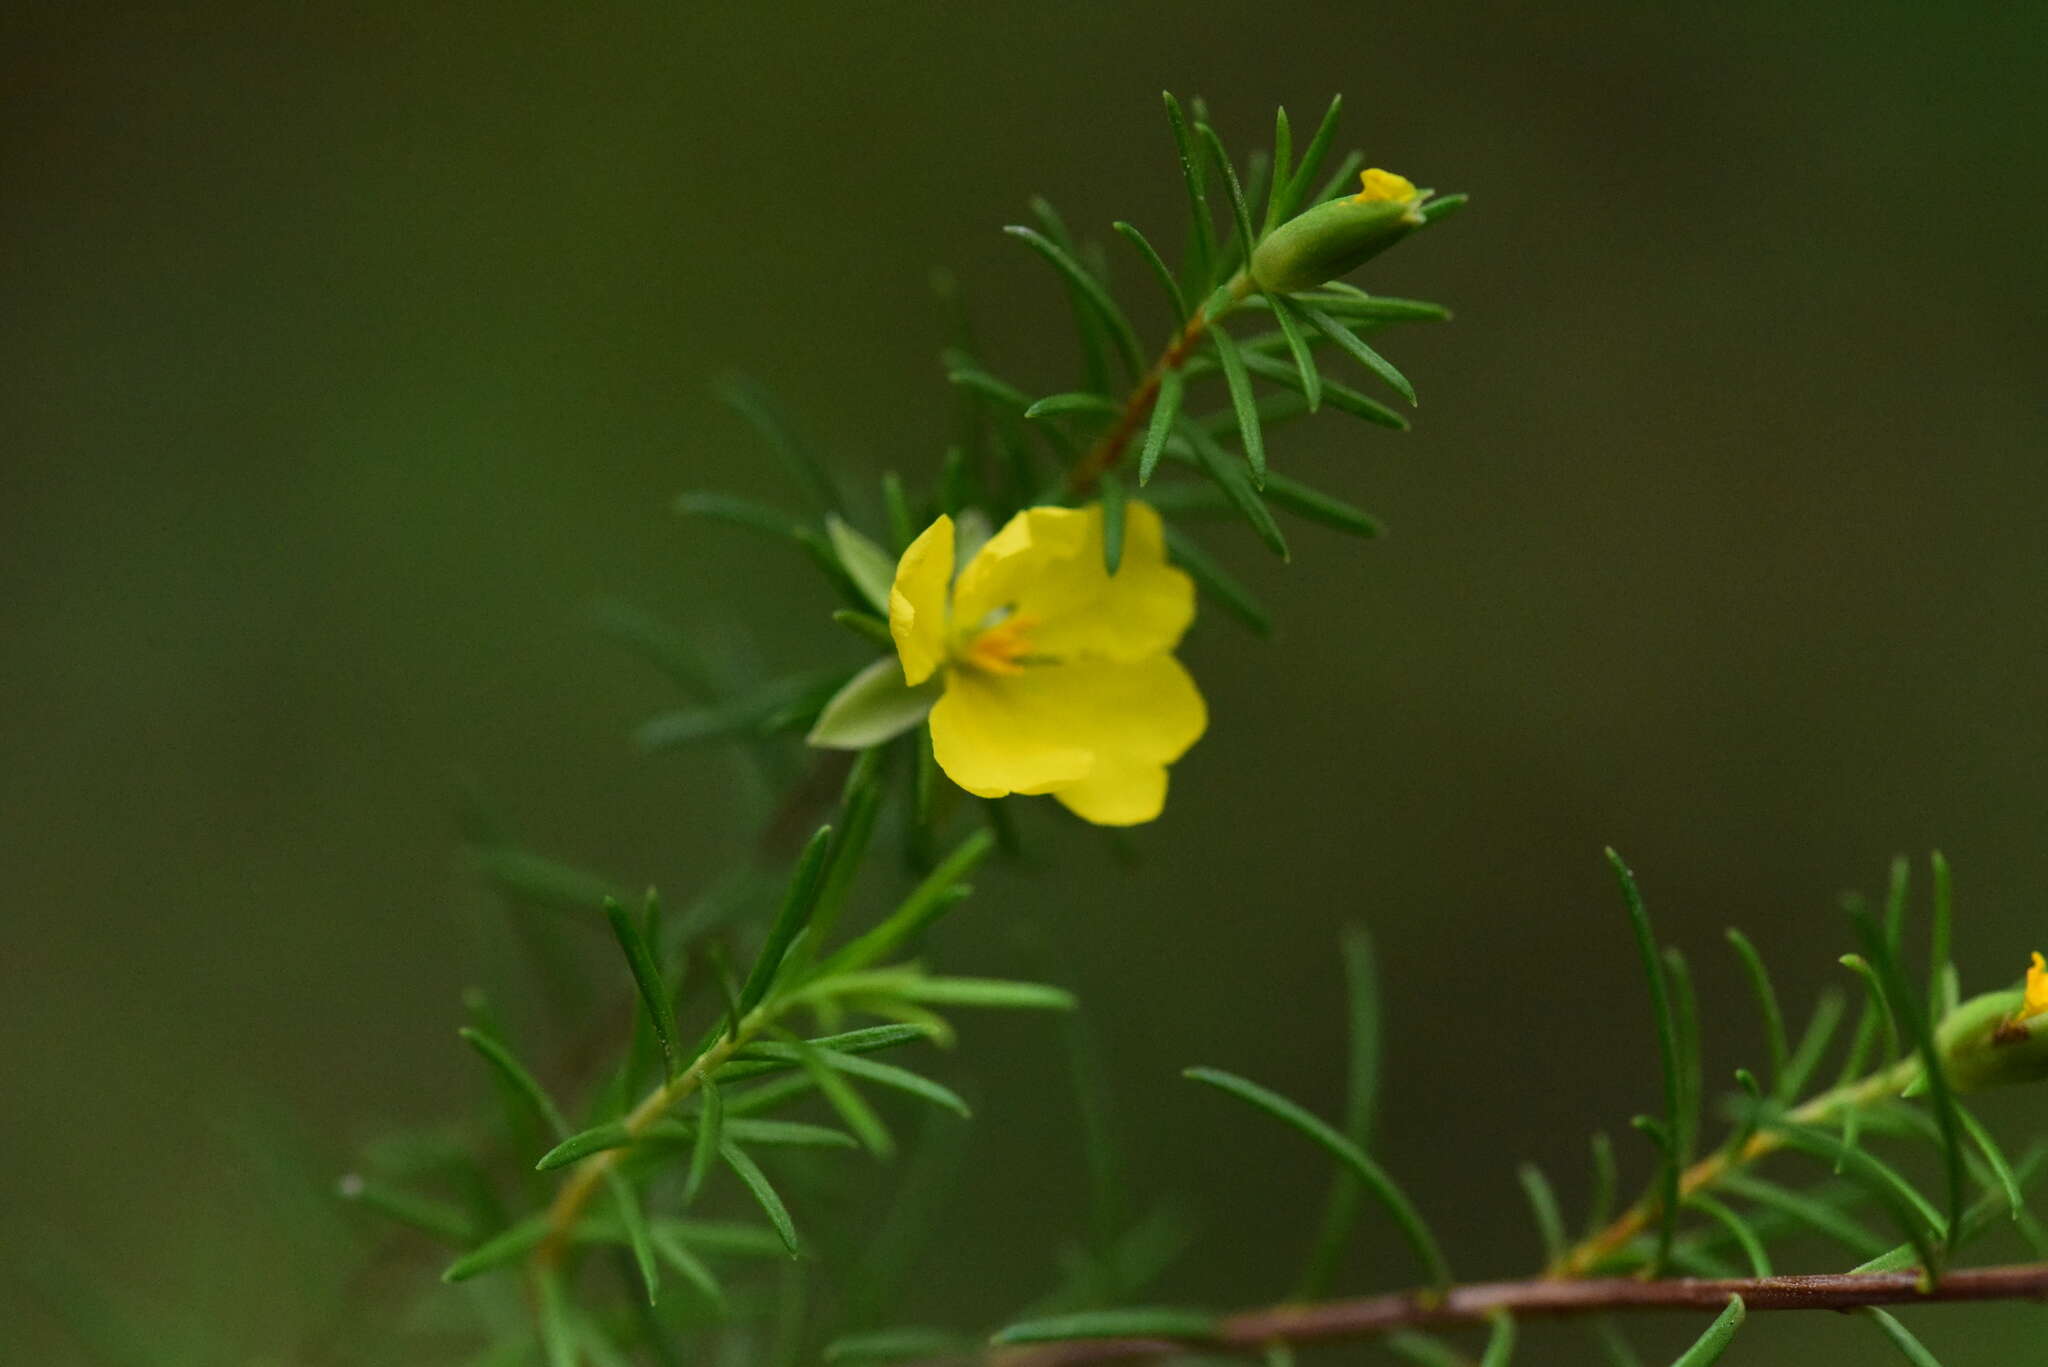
[6,3,2047,1363]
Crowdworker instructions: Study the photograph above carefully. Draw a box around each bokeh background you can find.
[6,3,2047,1363]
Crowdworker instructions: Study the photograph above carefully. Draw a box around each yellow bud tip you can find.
[1354,168,1419,204]
[2025,952,2048,1021]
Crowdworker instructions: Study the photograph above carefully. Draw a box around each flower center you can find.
[957,612,1039,676]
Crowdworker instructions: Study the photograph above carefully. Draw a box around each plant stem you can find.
[1554,1058,1920,1278]
[1065,274,1253,497]
[534,1005,773,1266]
[974,1261,2048,1366]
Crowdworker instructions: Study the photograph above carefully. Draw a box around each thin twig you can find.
[971,1262,2048,1366]
[1556,1058,1918,1276]
[1065,276,1252,497]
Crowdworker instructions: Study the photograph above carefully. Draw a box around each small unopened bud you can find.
[1935,959,2048,1093]
[1251,168,1428,295]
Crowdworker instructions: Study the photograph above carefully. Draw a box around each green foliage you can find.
[44,84,2026,1367]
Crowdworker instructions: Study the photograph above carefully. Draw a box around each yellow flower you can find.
[889,502,1206,826]
[2024,952,2048,1021]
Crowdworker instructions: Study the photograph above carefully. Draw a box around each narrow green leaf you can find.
[1273,94,1342,226]
[1176,417,1287,559]
[1422,193,1470,223]
[1954,1102,2022,1218]
[1861,1308,1942,1367]
[738,1022,937,1061]
[1725,928,1789,1096]
[1686,1192,1771,1276]
[1853,1142,2048,1272]
[1285,288,1451,323]
[945,365,1031,409]
[1296,302,1417,404]
[469,847,630,922]
[1161,92,1216,293]
[1716,1172,1887,1258]
[1777,1123,1944,1274]
[605,1169,659,1304]
[1586,1131,1619,1239]
[1183,1066,1450,1290]
[819,1052,971,1117]
[1237,349,1407,429]
[1025,391,1118,420]
[1312,149,1365,205]
[458,1028,568,1138]
[1779,987,1847,1103]
[1030,196,1112,395]
[738,825,835,1012]
[605,895,680,1083]
[1264,472,1381,538]
[1606,849,1681,1274]
[817,828,996,975]
[992,1308,1218,1345]
[1206,322,1267,487]
[1267,294,1322,412]
[825,1329,967,1363]
[534,1263,579,1367]
[1113,221,1188,325]
[1669,1297,1745,1367]
[1479,1311,1517,1367]
[715,374,840,513]
[1383,1333,1467,1367]
[885,976,1075,1010]
[1929,851,1955,1018]
[719,1141,799,1254]
[719,1118,858,1148]
[1517,1162,1567,1263]
[1100,469,1128,575]
[1664,947,1703,1165]
[824,515,898,613]
[1003,225,1143,378]
[536,1121,634,1172]
[1164,526,1271,636]
[683,1077,725,1205]
[805,752,889,953]
[1138,366,1183,485]
[650,1225,727,1309]
[879,475,916,558]
[1589,1317,1645,1367]
[672,490,805,543]
[778,1030,894,1157]
[1262,105,1294,233]
[335,1173,474,1245]
[635,671,845,752]
[831,609,895,649]
[1198,123,1257,276]
[1849,902,1966,1261]
[441,1216,549,1282]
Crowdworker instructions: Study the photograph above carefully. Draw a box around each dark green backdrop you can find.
[6,4,2046,1363]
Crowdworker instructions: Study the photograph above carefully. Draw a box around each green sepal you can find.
[806,658,941,751]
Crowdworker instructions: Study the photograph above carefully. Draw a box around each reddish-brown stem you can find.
[1065,277,1250,497]
[967,1262,2048,1365]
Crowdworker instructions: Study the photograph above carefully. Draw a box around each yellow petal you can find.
[2026,952,2048,1020]
[951,503,1193,662]
[1354,168,1418,204]
[889,516,954,686]
[928,654,1205,822]
[1053,756,1169,827]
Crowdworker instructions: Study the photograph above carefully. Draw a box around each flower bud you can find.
[1250,169,1428,295]
[1934,987,2048,1093]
